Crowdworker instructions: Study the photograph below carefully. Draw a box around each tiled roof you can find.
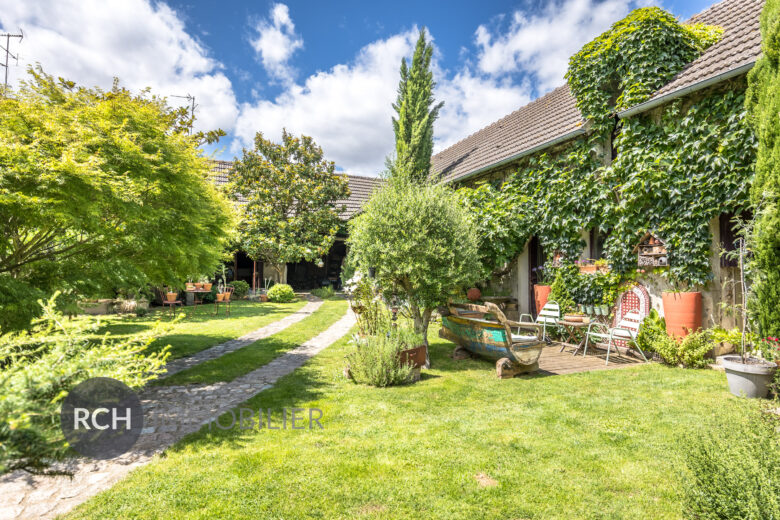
[430,85,586,185]
[627,0,763,111]
[208,160,382,219]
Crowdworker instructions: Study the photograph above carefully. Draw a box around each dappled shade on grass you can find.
[158,299,348,386]
[70,323,756,519]
[82,300,307,359]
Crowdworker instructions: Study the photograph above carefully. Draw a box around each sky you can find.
[0,0,713,176]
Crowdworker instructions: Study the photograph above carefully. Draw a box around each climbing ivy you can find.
[458,7,756,291]
[605,84,756,288]
[566,7,722,133]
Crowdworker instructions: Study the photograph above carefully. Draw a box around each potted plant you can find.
[719,235,777,398]
[259,277,273,302]
[532,265,553,314]
[166,289,178,302]
[186,280,196,291]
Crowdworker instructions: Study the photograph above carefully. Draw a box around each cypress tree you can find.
[391,28,443,183]
[746,0,780,336]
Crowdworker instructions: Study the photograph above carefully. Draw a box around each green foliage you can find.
[683,412,780,519]
[651,329,714,368]
[230,130,349,279]
[0,294,169,475]
[346,332,414,387]
[566,7,722,132]
[746,0,780,337]
[605,86,756,288]
[0,67,234,331]
[227,280,250,298]
[392,29,443,183]
[267,283,296,303]
[311,286,336,300]
[635,309,666,353]
[344,274,391,336]
[348,178,482,346]
[548,264,626,313]
[549,266,576,313]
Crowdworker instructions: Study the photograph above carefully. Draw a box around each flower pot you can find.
[662,291,702,339]
[721,356,777,398]
[166,292,177,302]
[533,285,552,314]
[203,283,213,291]
[195,282,204,289]
[186,283,195,291]
[399,345,427,369]
[222,292,231,302]
[599,304,609,315]
[467,287,482,302]
[586,305,594,315]
[579,264,597,274]
[216,293,225,302]
[260,294,269,302]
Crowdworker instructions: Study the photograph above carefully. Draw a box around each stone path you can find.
[163,298,322,377]
[0,307,355,520]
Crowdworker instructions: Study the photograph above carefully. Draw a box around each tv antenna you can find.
[171,93,196,134]
[0,29,23,88]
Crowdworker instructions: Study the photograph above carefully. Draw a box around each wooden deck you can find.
[536,344,645,375]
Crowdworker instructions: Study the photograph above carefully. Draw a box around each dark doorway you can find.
[286,239,348,291]
[232,251,258,285]
[527,236,545,318]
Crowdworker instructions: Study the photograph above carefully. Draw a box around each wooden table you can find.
[557,319,593,355]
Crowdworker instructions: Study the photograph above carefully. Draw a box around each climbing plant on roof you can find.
[566,7,722,133]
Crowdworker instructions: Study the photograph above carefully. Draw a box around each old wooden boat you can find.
[439,302,546,378]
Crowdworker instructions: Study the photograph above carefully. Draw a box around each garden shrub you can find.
[311,286,336,300]
[346,332,415,387]
[228,280,250,298]
[683,412,780,519]
[635,309,666,353]
[343,274,391,336]
[267,283,296,303]
[651,328,714,368]
[0,294,169,475]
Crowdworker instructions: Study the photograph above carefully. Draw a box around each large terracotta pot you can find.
[399,345,427,368]
[166,292,177,302]
[534,285,552,314]
[662,291,702,339]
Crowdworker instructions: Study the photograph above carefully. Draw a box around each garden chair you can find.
[213,286,234,316]
[519,300,561,341]
[583,310,649,365]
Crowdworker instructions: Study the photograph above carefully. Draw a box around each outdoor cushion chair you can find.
[583,310,649,365]
[519,300,561,341]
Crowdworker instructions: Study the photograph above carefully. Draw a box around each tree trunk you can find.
[410,304,433,368]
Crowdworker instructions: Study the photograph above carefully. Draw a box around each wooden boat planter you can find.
[439,302,546,378]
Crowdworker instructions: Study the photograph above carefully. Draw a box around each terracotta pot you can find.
[534,285,551,314]
[579,265,597,274]
[186,283,195,291]
[203,283,213,291]
[195,282,204,289]
[260,294,269,302]
[399,345,427,369]
[166,292,177,302]
[662,291,702,339]
[222,292,230,302]
[466,287,482,302]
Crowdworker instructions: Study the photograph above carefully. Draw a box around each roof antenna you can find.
[0,28,23,88]
[171,93,196,134]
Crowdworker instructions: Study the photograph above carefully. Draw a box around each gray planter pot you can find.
[721,356,777,399]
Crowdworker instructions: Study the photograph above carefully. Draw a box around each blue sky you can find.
[0,0,713,175]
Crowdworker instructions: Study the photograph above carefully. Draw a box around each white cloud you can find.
[250,3,303,83]
[475,0,658,91]
[234,30,418,176]
[234,29,533,176]
[0,0,238,132]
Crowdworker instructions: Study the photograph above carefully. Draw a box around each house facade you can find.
[210,159,383,290]
[430,0,763,331]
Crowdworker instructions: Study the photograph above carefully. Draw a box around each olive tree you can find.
[347,178,482,366]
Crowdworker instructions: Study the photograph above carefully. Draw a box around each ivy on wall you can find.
[566,7,722,133]
[458,6,757,290]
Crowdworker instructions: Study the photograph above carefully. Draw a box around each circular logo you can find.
[60,377,143,459]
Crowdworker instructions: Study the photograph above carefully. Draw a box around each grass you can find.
[70,322,757,519]
[80,300,307,359]
[158,299,348,386]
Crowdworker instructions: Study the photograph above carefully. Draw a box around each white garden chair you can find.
[583,310,649,365]
[519,300,561,341]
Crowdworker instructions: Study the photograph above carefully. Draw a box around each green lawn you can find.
[70,323,755,519]
[159,299,349,386]
[84,300,307,359]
